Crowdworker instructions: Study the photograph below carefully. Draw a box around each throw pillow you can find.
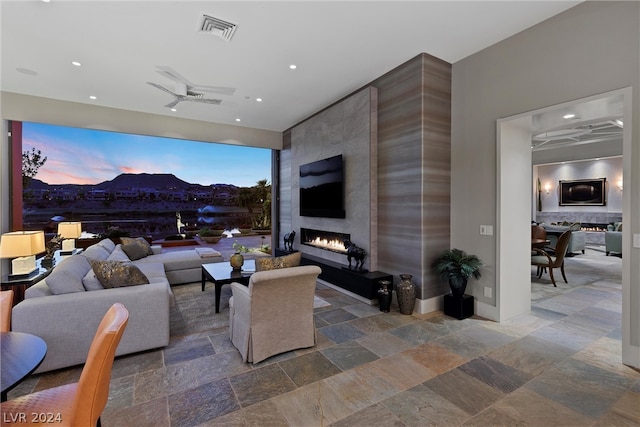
[90,260,149,288]
[120,237,153,256]
[255,252,302,272]
[46,255,91,294]
[120,243,148,261]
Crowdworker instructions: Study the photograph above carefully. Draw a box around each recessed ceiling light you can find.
[563,113,575,119]
[289,64,297,70]
[256,98,263,102]
[89,95,97,100]
[170,108,177,112]
[235,118,241,122]
[615,119,623,127]
[42,0,51,3]
[72,61,82,67]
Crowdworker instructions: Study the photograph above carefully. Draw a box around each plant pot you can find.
[230,253,244,271]
[396,274,416,315]
[449,278,468,298]
[200,235,221,244]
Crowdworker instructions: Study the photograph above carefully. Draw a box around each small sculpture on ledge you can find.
[41,234,62,269]
[283,230,296,252]
[344,240,367,272]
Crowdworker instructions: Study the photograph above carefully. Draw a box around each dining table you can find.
[1,332,47,401]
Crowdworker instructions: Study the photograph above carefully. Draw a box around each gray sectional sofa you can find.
[12,238,223,373]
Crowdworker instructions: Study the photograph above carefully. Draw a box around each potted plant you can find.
[432,248,483,298]
[198,227,222,244]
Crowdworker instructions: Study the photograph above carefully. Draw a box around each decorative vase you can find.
[449,278,468,298]
[230,253,244,271]
[377,280,392,312]
[396,274,416,315]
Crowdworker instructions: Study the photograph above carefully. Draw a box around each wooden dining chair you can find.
[531,230,572,287]
[0,303,129,426]
[1,290,14,332]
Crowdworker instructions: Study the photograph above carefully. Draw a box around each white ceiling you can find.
[1,1,583,132]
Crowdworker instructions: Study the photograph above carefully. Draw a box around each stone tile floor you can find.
[7,245,639,426]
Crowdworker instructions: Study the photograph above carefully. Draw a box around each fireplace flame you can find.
[309,237,346,253]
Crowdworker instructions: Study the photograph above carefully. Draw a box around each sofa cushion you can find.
[81,244,110,261]
[82,268,104,291]
[121,243,148,261]
[90,260,149,288]
[107,245,131,262]
[120,237,153,256]
[134,262,166,280]
[46,255,91,295]
[97,238,116,253]
[134,250,208,271]
[255,252,302,272]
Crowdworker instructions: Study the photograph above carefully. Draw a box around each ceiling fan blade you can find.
[193,85,236,96]
[155,66,235,95]
[156,66,193,85]
[164,98,181,108]
[147,82,177,96]
[189,98,222,105]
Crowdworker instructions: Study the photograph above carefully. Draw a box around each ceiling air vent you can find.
[199,14,237,42]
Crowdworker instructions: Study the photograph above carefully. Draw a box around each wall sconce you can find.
[57,222,82,254]
[0,231,46,278]
[617,179,623,191]
[544,183,551,194]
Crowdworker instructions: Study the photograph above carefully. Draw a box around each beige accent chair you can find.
[229,265,322,363]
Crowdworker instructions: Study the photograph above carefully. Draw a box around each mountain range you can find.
[27,173,239,191]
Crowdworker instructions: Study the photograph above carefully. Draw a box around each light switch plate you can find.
[480,225,494,236]
[634,234,640,248]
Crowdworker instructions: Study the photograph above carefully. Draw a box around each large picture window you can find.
[20,121,272,240]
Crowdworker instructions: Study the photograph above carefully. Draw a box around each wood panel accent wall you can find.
[279,52,451,304]
[374,53,451,299]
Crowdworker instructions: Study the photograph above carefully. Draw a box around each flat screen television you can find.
[299,155,345,218]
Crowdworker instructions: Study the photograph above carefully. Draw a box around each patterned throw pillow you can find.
[255,252,302,272]
[120,243,148,261]
[120,237,153,256]
[89,260,149,288]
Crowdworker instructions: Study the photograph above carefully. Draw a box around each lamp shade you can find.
[57,222,82,239]
[0,231,46,258]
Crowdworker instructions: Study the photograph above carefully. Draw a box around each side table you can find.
[1,268,51,306]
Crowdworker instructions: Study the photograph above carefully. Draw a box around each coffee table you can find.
[202,259,255,313]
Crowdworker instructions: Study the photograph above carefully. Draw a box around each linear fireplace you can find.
[300,228,350,254]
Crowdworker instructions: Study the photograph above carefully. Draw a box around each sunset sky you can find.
[23,122,272,187]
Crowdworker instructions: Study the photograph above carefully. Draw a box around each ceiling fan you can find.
[146,66,236,109]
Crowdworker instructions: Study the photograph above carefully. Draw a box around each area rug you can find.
[170,282,331,338]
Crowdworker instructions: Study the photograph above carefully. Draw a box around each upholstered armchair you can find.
[229,265,322,363]
[605,231,622,256]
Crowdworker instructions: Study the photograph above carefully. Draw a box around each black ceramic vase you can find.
[396,274,416,315]
[377,280,392,312]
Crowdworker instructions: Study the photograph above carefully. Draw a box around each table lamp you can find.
[0,231,46,278]
[57,222,82,254]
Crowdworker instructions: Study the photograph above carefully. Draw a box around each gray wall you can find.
[282,87,378,270]
[451,0,639,356]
